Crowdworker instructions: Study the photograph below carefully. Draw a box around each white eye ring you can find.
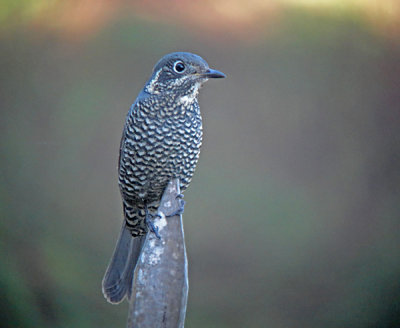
[173,61,186,73]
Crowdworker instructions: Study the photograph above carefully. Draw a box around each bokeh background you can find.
[1,1,400,327]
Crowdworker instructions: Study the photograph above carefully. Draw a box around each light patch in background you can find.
[0,0,399,40]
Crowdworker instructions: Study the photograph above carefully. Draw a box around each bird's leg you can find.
[166,194,186,217]
[145,205,161,239]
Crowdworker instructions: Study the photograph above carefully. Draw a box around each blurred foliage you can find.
[1,1,400,328]
[0,0,400,41]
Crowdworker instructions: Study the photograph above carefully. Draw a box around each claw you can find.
[166,198,185,217]
[145,206,161,239]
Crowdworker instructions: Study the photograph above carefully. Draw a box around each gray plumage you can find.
[102,52,225,304]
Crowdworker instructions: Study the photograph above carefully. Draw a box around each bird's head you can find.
[144,52,225,98]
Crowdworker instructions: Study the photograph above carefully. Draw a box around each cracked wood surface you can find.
[127,179,188,328]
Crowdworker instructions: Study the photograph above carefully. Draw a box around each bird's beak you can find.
[200,68,226,79]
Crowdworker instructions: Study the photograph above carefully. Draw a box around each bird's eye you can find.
[173,61,185,73]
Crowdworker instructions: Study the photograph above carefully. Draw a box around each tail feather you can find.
[102,221,146,304]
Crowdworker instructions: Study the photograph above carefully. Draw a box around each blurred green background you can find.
[1,1,400,327]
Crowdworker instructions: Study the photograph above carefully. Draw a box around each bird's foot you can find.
[145,207,161,239]
[146,214,161,239]
[166,194,185,217]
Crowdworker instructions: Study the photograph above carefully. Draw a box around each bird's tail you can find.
[102,221,146,304]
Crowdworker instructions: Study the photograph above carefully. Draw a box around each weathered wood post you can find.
[127,179,189,328]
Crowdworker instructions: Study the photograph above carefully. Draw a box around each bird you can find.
[102,52,225,304]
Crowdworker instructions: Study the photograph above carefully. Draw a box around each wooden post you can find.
[127,179,188,328]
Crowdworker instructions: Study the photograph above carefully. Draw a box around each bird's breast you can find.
[119,100,202,201]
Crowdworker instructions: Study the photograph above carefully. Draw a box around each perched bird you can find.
[102,52,225,304]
